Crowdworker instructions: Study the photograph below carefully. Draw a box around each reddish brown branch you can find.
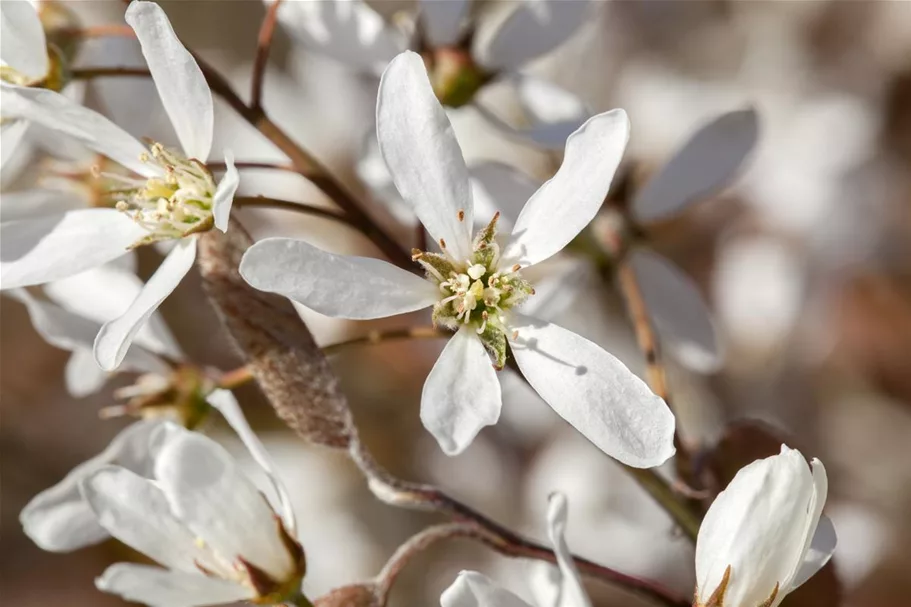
[250,0,284,111]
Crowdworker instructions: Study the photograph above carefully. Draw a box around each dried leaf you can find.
[197,222,355,448]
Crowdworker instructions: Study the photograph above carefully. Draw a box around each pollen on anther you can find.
[439,238,447,249]
[511,264,521,272]
[512,330,519,340]
[457,209,465,222]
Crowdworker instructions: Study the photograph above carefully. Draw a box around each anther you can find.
[511,264,521,272]
[439,238,447,250]
[411,248,423,261]
[457,209,465,222]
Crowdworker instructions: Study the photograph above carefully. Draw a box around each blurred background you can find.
[3,1,911,606]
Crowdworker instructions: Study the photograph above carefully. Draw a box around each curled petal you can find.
[212,150,239,232]
[442,570,534,607]
[125,1,214,160]
[544,493,591,607]
[240,237,438,320]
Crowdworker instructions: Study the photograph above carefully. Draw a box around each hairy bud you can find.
[197,221,355,448]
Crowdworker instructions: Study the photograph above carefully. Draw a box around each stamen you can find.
[457,209,465,222]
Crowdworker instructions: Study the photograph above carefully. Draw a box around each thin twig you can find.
[71,66,150,79]
[59,24,136,39]
[322,326,448,355]
[233,195,359,228]
[354,448,689,607]
[209,160,299,174]
[251,0,284,111]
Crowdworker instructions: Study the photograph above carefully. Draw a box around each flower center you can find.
[413,212,534,369]
[104,143,216,247]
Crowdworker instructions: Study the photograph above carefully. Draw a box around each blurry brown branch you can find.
[209,160,299,174]
[322,326,448,355]
[353,445,690,607]
[59,24,136,39]
[250,0,284,111]
[233,195,359,228]
[72,66,150,79]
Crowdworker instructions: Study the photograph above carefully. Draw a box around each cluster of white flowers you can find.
[1,1,838,606]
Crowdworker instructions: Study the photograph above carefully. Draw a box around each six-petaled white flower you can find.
[269,0,592,149]
[694,445,837,607]
[442,493,591,607]
[0,0,240,372]
[240,51,674,466]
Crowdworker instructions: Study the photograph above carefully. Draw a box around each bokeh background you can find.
[3,1,911,606]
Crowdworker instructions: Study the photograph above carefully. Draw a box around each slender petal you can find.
[501,109,630,269]
[472,0,591,71]
[695,445,824,607]
[154,430,296,582]
[212,150,239,232]
[46,264,184,361]
[206,389,296,533]
[125,1,214,160]
[468,162,540,232]
[377,51,474,260]
[82,466,217,573]
[420,0,469,46]
[442,571,534,607]
[0,188,83,222]
[271,0,408,76]
[421,328,502,455]
[0,118,30,171]
[0,84,155,176]
[632,109,759,224]
[240,237,438,319]
[628,249,722,373]
[789,514,837,592]
[545,493,591,607]
[0,209,147,289]
[94,238,197,371]
[0,0,48,80]
[20,420,164,552]
[65,350,110,398]
[96,563,252,607]
[509,312,675,468]
[7,288,170,374]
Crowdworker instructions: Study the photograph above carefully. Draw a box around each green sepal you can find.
[478,324,508,370]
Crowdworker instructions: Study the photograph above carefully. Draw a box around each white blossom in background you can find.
[0,1,240,372]
[694,445,836,607]
[80,423,304,607]
[269,0,592,149]
[442,493,591,607]
[241,51,674,467]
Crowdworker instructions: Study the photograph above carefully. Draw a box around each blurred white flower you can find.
[84,422,304,607]
[21,393,295,580]
[241,51,674,467]
[0,1,240,372]
[270,0,592,149]
[694,445,836,607]
[442,493,590,607]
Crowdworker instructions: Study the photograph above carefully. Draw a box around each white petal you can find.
[468,162,541,231]
[501,109,629,268]
[212,150,238,232]
[789,514,837,592]
[81,466,214,572]
[0,209,147,289]
[1,118,30,172]
[695,445,818,607]
[125,1,214,160]
[20,420,164,552]
[64,350,110,398]
[474,76,589,150]
[628,249,722,373]
[421,328,502,455]
[94,238,197,371]
[472,0,591,71]
[206,389,296,534]
[154,430,297,583]
[509,312,675,468]
[272,0,408,76]
[632,108,759,224]
[0,0,48,80]
[240,237,437,319]
[377,51,474,260]
[0,188,83,222]
[96,563,252,607]
[47,264,184,361]
[0,84,154,176]
[355,127,415,224]
[420,0,469,46]
[441,571,534,607]
[545,493,591,607]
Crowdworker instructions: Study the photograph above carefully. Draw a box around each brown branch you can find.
[322,326,448,355]
[209,160,299,174]
[251,0,284,111]
[354,448,689,607]
[233,195,359,228]
[71,66,150,79]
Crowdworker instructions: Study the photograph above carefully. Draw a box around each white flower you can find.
[442,493,590,607]
[240,51,674,467]
[19,390,299,605]
[0,1,240,372]
[270,0,592,149]
[82,422,303,607]
[694,445,837,607]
